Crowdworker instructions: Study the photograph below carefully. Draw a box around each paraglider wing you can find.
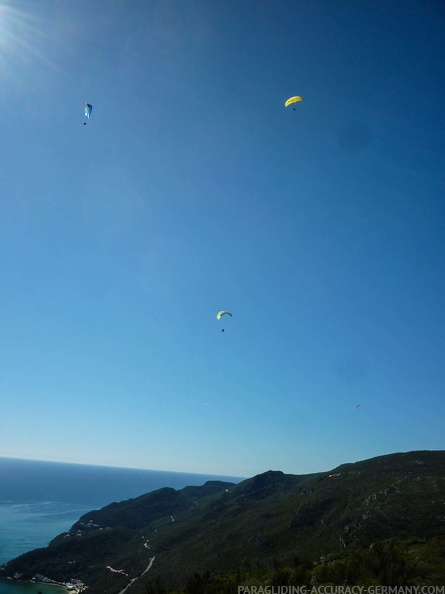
[216,311,232,320]
[84,103,93,118]
[284,96,303,107]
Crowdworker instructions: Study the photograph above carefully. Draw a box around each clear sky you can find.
[0,0,443,477]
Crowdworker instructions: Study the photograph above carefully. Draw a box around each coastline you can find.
[0,577,70,594]
[0,556,156,594]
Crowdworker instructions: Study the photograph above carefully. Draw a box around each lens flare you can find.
[0,0,60,87]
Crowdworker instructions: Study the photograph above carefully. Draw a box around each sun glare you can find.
[0,0,59,83]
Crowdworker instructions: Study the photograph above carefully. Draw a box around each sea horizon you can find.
[0,456,244,506]
[0,457,244,593]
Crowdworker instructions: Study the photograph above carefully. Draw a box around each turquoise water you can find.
[0,502,93,565]
[0,580,66,594]
[0,458,242,593]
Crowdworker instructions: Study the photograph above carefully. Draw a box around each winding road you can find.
[117,556,156,594]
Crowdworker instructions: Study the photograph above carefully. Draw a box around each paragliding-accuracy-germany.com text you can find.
[238,586,445,594]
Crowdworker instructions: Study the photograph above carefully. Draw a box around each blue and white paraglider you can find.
[84,103,92,125]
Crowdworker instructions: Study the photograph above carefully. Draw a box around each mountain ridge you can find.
[2,450,444,592]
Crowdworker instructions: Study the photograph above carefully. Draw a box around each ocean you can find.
[0,457,243,594]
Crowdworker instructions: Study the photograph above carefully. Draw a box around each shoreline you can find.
[0,577,76,593]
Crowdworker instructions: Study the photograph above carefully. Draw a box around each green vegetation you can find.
[142,538,445,593]
[2,451,445,593]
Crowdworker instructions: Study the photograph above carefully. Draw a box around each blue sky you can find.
[0,0,443,477]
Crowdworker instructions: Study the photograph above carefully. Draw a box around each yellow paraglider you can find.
[284,96,303,107]
[216,311,232,320]
[216,311,232,332]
